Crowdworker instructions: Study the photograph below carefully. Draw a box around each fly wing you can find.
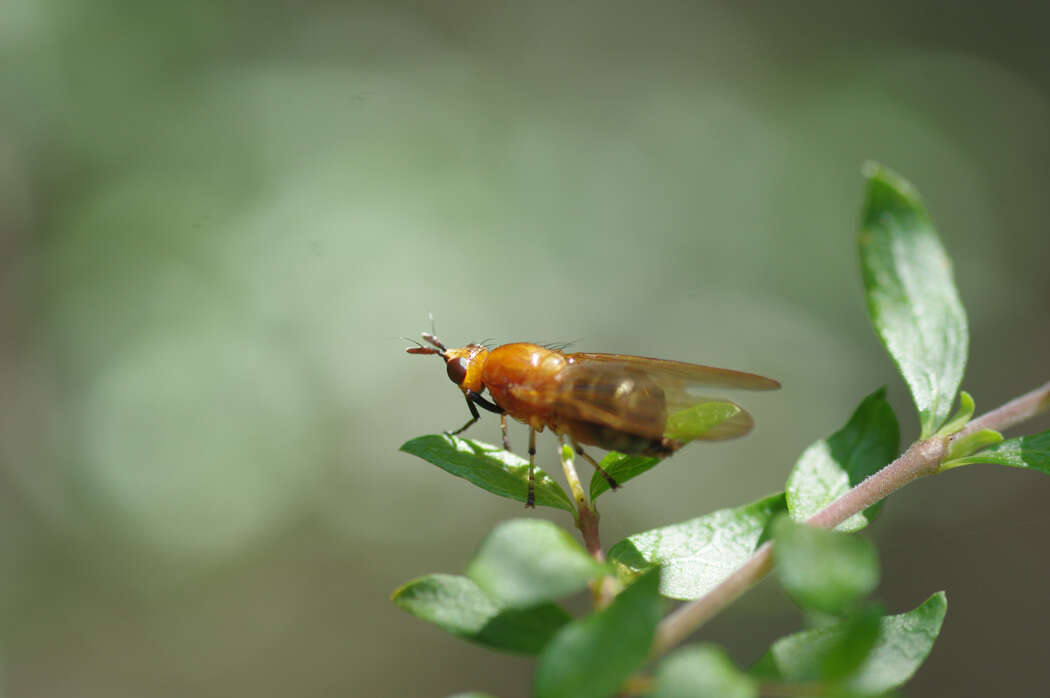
[559,353,778,441]
[566,353,780,394]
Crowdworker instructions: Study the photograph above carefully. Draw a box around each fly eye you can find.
[446,357,468,385]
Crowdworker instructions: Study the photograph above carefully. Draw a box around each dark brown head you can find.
[406,332,489,393]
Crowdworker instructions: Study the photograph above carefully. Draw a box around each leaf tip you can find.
[861,163,925,226]
[862,161,917,197]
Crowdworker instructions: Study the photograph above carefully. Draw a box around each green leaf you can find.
[392,574,570,654]
[466,519,608,607]
[818,604,885,681]
[652,645,758,698]
[941,430,1050,473]
[773,517,879,615]
[664,401,746,441]
[944,428,1003,462]
[401,434,573,511]
[786,388,899,531]
[750,608,884,686]
[752,592,947,694]
[590,452,659,500]
[608,493,785,600]
[934,390,975,437]
[534,568,664,698]
[859,164,968,438]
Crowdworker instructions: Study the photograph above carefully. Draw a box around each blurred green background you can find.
[2,1,1049,696]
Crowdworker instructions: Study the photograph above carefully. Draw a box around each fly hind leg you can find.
[570,437,619,491]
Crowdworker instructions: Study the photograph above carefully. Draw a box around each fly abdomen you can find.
[554,367,669,452]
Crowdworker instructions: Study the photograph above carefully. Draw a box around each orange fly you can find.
[408,333,779,507]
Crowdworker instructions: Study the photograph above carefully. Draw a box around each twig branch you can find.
[958,380,1050,437]
[650,380,1050,659]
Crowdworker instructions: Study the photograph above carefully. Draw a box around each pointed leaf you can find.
[652,645,758,698]
[590,452,660,500]
[786,388,900,531]
[401,434,573,511]
[534,569,664,698]
[466,519,608,607]
[859,164,968,438]
[773,517,879,615]
[608,493,785,600]
[392,574,570,654]
[941,430,1050,473]
[752,592,947,694]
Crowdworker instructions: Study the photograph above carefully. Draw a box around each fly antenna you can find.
[421,332,447,352]
[402,336,442,356]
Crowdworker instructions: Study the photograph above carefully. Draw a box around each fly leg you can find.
[500,413,511,451]
[526,428,536,508]
[447,395,480,436]
[449,390,503,438]
[570,437,619,491]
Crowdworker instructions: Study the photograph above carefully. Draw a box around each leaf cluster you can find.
[394,164,1049,697]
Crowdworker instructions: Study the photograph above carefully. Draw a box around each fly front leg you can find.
[526,428,537,508]
[570,436,619,491]
[501,413,511,451]
[450,390,504,438]
[447,395,480,436]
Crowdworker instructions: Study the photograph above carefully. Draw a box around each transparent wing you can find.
[542,354,778,442]
[566,353,778,411]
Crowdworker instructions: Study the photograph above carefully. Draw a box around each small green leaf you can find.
[392,574,570,654]
[752,592,947,694]
[665,401,746,441]
[608,493,785,600]
[786,388,900,531]
[773,517,879,615]
[934,390,975,437]
[466,519,608,607]
[859,164,968,438]
[401,434,573,511]
[534,568,664,698]
[590,452,659,500]
[940,430,1050,473]
[652,645,758,698]
[944,428,1003,462]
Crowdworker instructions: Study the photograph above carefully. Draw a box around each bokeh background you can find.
[2,1,1049,696]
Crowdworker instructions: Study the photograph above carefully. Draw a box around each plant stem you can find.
[560,443,622,607]
[805,437,944,529]
[958,380,1050,437]
[560,444,604,559]
[649,380,1050,659]
[649,541,775,658]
